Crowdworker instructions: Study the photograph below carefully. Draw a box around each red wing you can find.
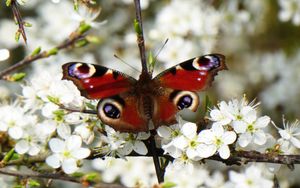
[155,54,226,91]
[152,89,199,128]
[97,94,149,132]
[62,62,136,99]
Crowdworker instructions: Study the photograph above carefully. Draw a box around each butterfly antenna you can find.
[114,54,141,73]
[150,38,169,72]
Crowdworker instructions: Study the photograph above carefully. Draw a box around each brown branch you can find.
[0,168,127,188]
[0,29,86,80]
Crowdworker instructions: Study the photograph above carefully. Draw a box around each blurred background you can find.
[1,0,300,187]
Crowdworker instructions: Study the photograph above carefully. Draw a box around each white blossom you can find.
[46,135,90,174]
[273,118,300,150]
[198,124,237,159]
[278,0,300,25]
[100,126,150,156]
[0,103,37,140]
[227,165,273,188]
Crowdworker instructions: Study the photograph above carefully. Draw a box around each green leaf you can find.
[79,22,91,34]
[11,153,20,160]
[75,39,89,48]
[86,35,101,44]
[47,96,60,104]
[6,0,12,6]
[133,19,142,35]
[53,109,65,122]
[46,48,58,57]
[11,72,26,82]
[30,47,41,56]
[148,51,155,70]
[15,30,21,42]
[28,179,40,187]
[3,148,15,163]
[85,172,100,182]
[73,0,79,11]
[23,22,32,27]
[162,182,177,188]
[71,172,85,178]
[85,102,96,110]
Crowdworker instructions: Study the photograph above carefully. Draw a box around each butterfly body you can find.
[62,54,226,132]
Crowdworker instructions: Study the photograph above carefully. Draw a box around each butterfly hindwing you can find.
[155,54,226,91]
[97,94,149,132]
[62,62,136,99]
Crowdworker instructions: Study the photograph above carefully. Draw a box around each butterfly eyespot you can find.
[97,98,123,123]
[103,103,120,119]
[192,55,221,71]
[171,91,199,111]
[69,63,96,79]
[177,95,193,110]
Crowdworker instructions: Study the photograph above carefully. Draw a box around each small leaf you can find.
[6,0,12,6]
[11,72,26,82]
[23,22,32,27]
[30,47,41,56]
[148,51,155,70]
[15,30,21,42]
[75,39,89,48]
[11,153,20,160]
[3,148,15,163]
[46,48,58,56]
[71,172,85,178]
[162,182,177,188]
[79,22,91,34]
[84,172,100,182]
[73,0,79,11]
[53,110,66,122]
[28,179,40,187]
[85,102,96,110]
[47,96,60,104]
[133,19,142,35]
[86,35,101,44]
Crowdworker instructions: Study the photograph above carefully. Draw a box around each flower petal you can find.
[255,116,270,128]
[133,141,148,155]
[218,145,230,159]
[8,127,23,139]
[253,130,267,145]
[71,148,91,159]
[157,126,171,138]
[196,144,216,158]
[181,122,197,138]
[15,140,29,154]
[290,137,300,148]
[66,135,82,151]
[222,131,237,144]
[46,154,61,168]
[238,132,252,147]
[49,138,65,153]
[62,158,78,174]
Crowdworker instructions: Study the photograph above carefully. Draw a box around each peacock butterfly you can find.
[62,54,226,132]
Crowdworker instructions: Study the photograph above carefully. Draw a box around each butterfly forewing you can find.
[62,62,137,99]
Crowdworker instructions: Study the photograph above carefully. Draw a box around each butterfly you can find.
[62,54,226,132]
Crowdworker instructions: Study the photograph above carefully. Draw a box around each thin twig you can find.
[11,0,27,44]
[58,104,98,115]
[149,131,164,183]
[133,0,148,76]
[0,31,85,80]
